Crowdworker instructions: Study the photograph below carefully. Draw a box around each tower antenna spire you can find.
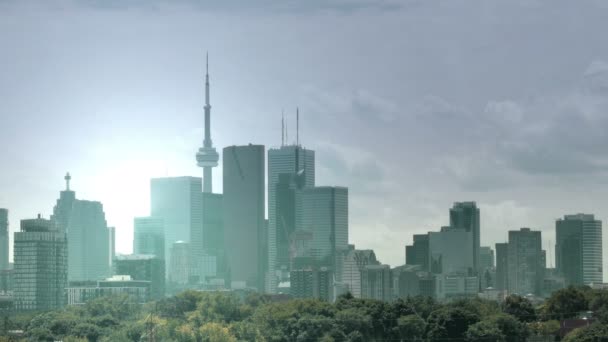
[281,109,285,147]
[296,107,299,146]
[65,172,71,191]
[196,51,219,193]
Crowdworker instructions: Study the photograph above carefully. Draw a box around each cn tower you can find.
[196,53,219,193]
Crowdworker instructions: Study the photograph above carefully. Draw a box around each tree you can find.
[563,323,608,342]
[397,315,425,341]
[465,320,505,342]
[589,289,608,323]
[502,295,536,322]
[489,314,529,342]
[542,286,589,320]
[198,322,237,342]
[27,327,55,341]
[426,307,480,340]
[71,322,103,342]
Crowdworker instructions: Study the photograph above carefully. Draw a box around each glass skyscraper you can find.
[556,214,603,286]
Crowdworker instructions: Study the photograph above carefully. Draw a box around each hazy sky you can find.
[2,0,608,279]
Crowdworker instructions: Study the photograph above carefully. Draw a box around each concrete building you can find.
[428,226,474,275]
[450,202,481,274]
[14,216,67,310]
[290,267,333,301]
[479,246,495,270]
[361,264,391,301]
[0,209,8,271]
[223,145,266,290]
[134,217,165,260]
[113,254,165,300]
[335,246,379,298]
[150,176,203,276]
[67,200,111,281]
[495,243,509,292]
[556,214,603,286]
[436,274,479,300]
[507,228,544,296]
[298,186,348,265]
[169,241,190,287]
[405,234,429,270]
[67,276,150,305]
[51,173,76,234]
[268,143,315,293]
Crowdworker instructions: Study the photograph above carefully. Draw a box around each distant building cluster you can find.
[0,57,605,311]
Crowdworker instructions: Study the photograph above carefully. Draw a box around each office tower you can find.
[268,143,315,293]
[0,209,8,270]
[223,145,265,290]
[405,234,430,270]
[361,264,391,301]
[450,202,480,273]
[169,241,190,286]
[436,274,479,300]
[134,217,165,260]
[556,214,603,286]
[113,254,165,300]
[479,246,495,270]
[428,226,474,275]
[507,228,543,295]
[196,193,224,280]
[298,186,348,264]
[67,200,111,281]
[391,265,425,299]
[335,246,379,298]
[51,173,76,234]
[14,215,67,310]
[290,267,333,301]
[150,176,203,275]
[108,226,116,268]
[196,54,219,194]
[495,243,508,291]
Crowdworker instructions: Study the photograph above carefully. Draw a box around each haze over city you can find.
[2,0,608,279]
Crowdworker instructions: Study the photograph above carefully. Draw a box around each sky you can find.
[2,0,608,279]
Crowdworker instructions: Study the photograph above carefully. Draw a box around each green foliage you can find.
[465,320,505,342]
[588,289,608,323]
[70,322,103,342]
[502,294,537,322]
[426,307,480,340]
[396,314,425,341]
[528,320,560,338]
[542,286,589,320]
[563,322,608,342]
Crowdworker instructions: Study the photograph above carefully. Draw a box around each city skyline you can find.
[2,1,608,279]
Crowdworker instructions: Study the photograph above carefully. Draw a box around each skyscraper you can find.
[556,214,603,286]
[0,209,8,270]
[495,243,508,291]
[169,241,190,287]
[134,217,165,260]
[428,226,474,275]
[196,54,219,194]
[298,186,348,264]
[223,145,265,290]
[450,202,480,274]
[51,173,76,234]
[150,176,203,275]
[14,215,67,310]
[67,200,111,281]
[507,228,543,295]
[405,234,430,270]
[267,143,315,293]
[479,246,495,270]
[114,254,165,300]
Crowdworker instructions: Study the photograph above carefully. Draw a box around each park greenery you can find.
[1,286,608,341]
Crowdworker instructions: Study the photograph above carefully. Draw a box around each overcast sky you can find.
[2,0,608,279]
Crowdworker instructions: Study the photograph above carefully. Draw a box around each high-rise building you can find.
[335,246,379,298]
[169,241,190,287]
[495,243,508,291]
[361,264,392,301]
[150,176,203,275]
[51,173,76,234]
[223,145,265,290]
[428,226,474,275]
[507,228,543,295]
[108,226,116,268]
[14,215,67,310]
[67,200,111,281]
[0,209,8,270]
[134,217,165,260]
[267,143,315,293]
[290,267,333,301]
[556,214,603,286]
[479,246,495,270]
[298,186,348,264]
[405,234,429,270]
[113,254,165,300]
[450,202,480,274]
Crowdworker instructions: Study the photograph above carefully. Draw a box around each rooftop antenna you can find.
[281,109,285,147]
[296,107,299,146]
[65,172,71,191]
